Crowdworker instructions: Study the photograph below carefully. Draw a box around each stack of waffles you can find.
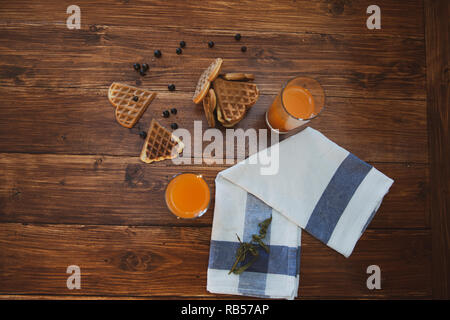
[192,59,259,128]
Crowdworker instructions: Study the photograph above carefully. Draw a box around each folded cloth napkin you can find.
[208,178,302,299]
[207,127,394,299]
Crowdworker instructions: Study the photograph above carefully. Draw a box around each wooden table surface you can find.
[0,0,448,299]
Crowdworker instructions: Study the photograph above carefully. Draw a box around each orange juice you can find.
[165,173,210,219]
[266,77,324,133]
[283,86,315,118]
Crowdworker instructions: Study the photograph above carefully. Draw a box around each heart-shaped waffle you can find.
[202,89,216,128]
[192,58,223,104]
[213,78,259,124]
[140,119,184,164]
[216,103,242,128]
[108,82,156,128]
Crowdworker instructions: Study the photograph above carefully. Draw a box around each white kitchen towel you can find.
[207,127,393,298]
[207,176,302,299]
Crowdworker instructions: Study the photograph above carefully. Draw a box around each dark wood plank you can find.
[0,153,429,229]
[0,294,258,300]
[0,223,432,298]
[424,0,450,299]
[0,0,433,301]
[0,294,253,300]
[300,230,432,298]
[0,24,426,100]
[0,0,424,38]
[0,88,427,163]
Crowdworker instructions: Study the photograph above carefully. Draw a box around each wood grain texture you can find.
[424,0,450,299]
[0,223,431,298]
[0,153,429,228]
[0,294,256,300]
[0,0,424,38]
[0,88,427,162]
[0,0,435,300]
[0,24,426,100]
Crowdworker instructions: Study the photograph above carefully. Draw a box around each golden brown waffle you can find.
[140,119,184,164]
[192,58,223,104]
[202,89,216,128]
[221,73,255,81]
[108,82,156,128]
[213,78,259,124]
[216,104,241,128]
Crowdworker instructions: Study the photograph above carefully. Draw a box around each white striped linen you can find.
[207,127,393,298]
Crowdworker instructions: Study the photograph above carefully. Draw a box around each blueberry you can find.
[168,84,176,91]
[176,47,182,55]
[142,63,149,71]
[139,69,146,76]
[133,63,140,71]
[139,131,147,139]
[179,41,186,48]
[241,46,247,52]
[162,110,170,118]
[208,41,214,48]
[154,49,162,58]
[132,96,139,102]
[234,33,241,41]
[171,123,178,130]
[170,108,177,115]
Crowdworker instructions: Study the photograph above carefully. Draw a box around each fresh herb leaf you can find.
[229,216,272,275]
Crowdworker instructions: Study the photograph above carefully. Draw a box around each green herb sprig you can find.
[229,217,272,275]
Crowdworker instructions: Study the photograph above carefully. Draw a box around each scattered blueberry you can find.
[162,110,170,118]
[132,96,139,102]
[139,131,147,139]
[208,41,214,48]
[234,33,241,41]
[168,84,176,91]
[179,41,186,48]
[171,123,178,130]
[241,46,247,52]
[176,47,182,55]
[142,63,149,71]
[139,69,146,76]
[170,108,177,115]
[133,63,140,71]
[154,49,162,58]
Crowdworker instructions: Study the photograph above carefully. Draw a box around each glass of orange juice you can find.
[266,76,325,133]
[165,173,211,219]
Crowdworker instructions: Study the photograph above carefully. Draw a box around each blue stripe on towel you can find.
[208,240,299,277]
[238,193,272,295]
[241,193,272,243]
[305,153,372,244]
